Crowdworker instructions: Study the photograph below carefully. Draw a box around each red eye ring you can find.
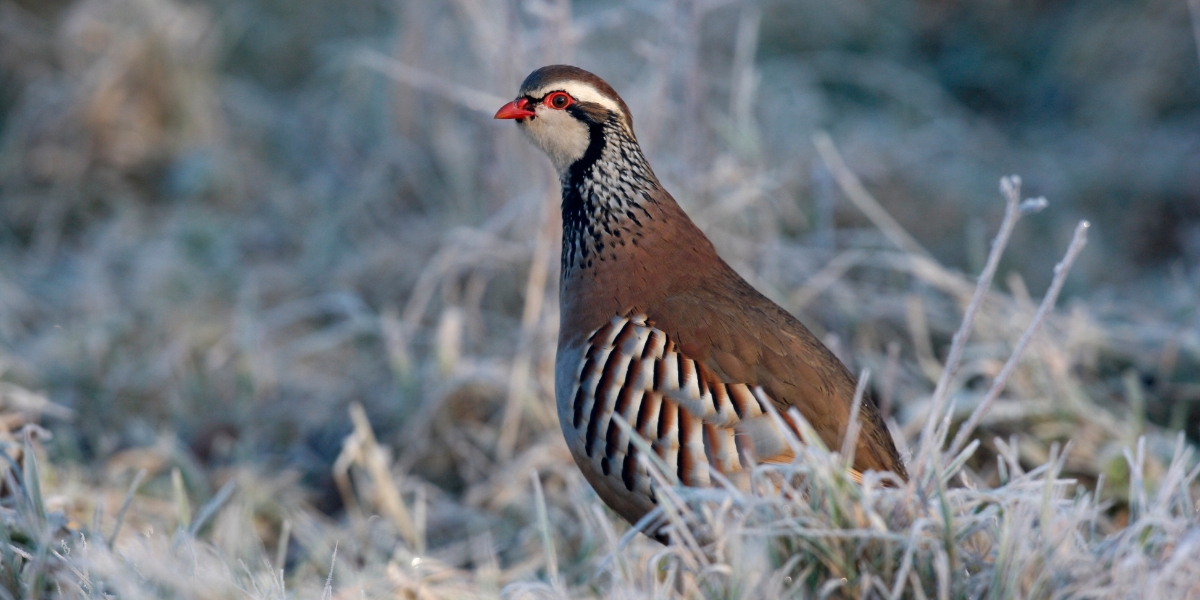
[544,92,573,110]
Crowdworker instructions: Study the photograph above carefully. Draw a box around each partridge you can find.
[496,65,906,535]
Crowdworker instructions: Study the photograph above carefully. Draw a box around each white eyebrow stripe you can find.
[527,82,624,116]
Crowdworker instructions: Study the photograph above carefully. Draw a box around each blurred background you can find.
[0,0,1199,588]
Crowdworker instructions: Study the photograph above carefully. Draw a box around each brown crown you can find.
[519,65,634,129]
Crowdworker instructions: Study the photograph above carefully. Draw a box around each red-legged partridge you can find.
[495,65,907,537]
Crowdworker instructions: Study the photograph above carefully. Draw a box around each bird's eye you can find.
[545,92,572,110]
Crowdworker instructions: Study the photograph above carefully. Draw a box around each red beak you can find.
[495,98,536,120]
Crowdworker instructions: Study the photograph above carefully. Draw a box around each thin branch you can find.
[945,220,1090,460]
[914,176,1027,471]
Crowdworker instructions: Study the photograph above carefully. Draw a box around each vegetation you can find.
[0,0,1197,597]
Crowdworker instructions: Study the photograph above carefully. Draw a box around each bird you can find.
[495,65,907,538]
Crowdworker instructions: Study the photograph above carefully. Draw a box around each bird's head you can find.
[495,65,635,174]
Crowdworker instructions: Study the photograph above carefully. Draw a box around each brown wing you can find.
[638,270,907,480]
[571,314,775,496]
[570,311,904,508]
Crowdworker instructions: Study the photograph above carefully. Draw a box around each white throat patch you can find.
[519,109,590,174]
[517,81,632,175]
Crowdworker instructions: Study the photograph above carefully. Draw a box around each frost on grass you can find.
[3,166,1197,598]
[0,0,1198,598]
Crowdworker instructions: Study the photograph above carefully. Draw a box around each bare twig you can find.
[355,50,509,114]
[790,250,865,310]
[945,220,1089,460]
[1189,0,1200,75]
[914,176,1027,473]
[812,133,933,260]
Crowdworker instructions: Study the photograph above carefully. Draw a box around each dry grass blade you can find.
[19,434,45,528]
[355,49,509,114]
[109,468,147,547]
[275,518,291,573]
[791,250,866,311]
[609,416,705,566]
[812,132,933,260]
[840,369,869,469]
[322,542,338,600]
[187,478,236,538]
[610,413,680,488]
[529,470,562,595]
[338,402,419,548]
[498,192,556,461]
[170,467,190,529]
